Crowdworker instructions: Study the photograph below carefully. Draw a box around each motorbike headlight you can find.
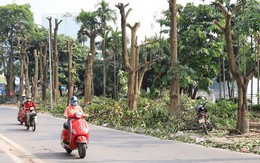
[76,112,82,118]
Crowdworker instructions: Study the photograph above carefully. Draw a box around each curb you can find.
[0,134,44,163]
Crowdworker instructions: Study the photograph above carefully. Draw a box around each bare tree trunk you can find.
[7,44,14,98]
[24,52,29,96]
[113,49,118,100]
[39,43,44,101]
[102,38,106,96]
[127,23,139,110]
[53,19,62,104]
[19,52,24,98]
[46,17,53,104]
[117,3,160,110]
[214,2,257,134]
[169,0,180,112]
[84,35,96,106]
[219,57,222,99]
[33,49,39,101]
[41,45,48,101]
[67,41,74,105]
[222,56,226,100]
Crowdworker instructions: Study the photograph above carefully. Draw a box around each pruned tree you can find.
[24,49,30,96]
[169,0,180,113]
[67,40,74,105]
[214,1,258,134]
[53,18,62,104]
[116,3,160,110]
[33,49,39,101]
[39,41,48,101]
[76,10,101,106]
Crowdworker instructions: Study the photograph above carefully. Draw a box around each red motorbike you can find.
[19,107,37,131]
[17,104,23,124]
[61,112,89,158]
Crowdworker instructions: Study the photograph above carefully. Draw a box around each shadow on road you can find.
[34,151,85,161]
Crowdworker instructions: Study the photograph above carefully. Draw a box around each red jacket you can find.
[23,101,36,111]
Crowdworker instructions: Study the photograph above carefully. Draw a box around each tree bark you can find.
[117,3,160,110]
[169,0,180,113]
[84,33,97,106]
[7,44,14,98]
[33,49,39,101]
[46,17,53,105]
[41,44,48,101]
[19,52,24,98]
[53,18,62,104]
[102,37,107,96]
[24,52,29,96]
[67,41,74,105]
[214,2,257,134]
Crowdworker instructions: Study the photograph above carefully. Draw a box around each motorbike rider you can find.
[17,94,27,121]
[64,96,83,118]
[23,96,37,125]
[63,96,84,132]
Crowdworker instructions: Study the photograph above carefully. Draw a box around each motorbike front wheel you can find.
[78,143,86,158]
[31,118,36,131]
[202,123,209,135]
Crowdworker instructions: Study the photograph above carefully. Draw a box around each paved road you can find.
[0,105,260,163]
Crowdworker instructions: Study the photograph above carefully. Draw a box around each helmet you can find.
[27,96,32,100]
[70,96,78,106]
[70,96,78,101]
[22,94,26,97]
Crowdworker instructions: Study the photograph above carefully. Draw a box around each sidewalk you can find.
[0,135,24,163]
[0,149,18,163]
[0,104,23,162]
[0,105,44,163]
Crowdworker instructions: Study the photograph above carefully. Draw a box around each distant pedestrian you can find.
[59,85,63,97]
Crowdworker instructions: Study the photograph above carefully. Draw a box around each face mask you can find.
[71,101,77,106]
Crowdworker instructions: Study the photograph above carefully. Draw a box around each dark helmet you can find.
[27,96,32,99]
[70,96,78,101]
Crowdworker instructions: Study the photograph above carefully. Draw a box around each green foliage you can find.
[209,99,237,129]
[118,70,127,97]
[250,104,260,111]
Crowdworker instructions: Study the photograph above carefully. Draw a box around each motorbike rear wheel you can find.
[26,124,30,130]
[78,143,86,158]
[202,123,209,135]
[206,121,213,131]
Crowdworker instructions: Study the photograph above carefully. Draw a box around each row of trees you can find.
[0,0,259,134]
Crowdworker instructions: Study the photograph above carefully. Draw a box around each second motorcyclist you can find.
[17,94,26,122]
[23,96,37,125]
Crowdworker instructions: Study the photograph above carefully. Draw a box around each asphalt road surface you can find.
[0,105,260,163]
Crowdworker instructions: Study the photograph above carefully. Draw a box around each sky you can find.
[0,0,213,40]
